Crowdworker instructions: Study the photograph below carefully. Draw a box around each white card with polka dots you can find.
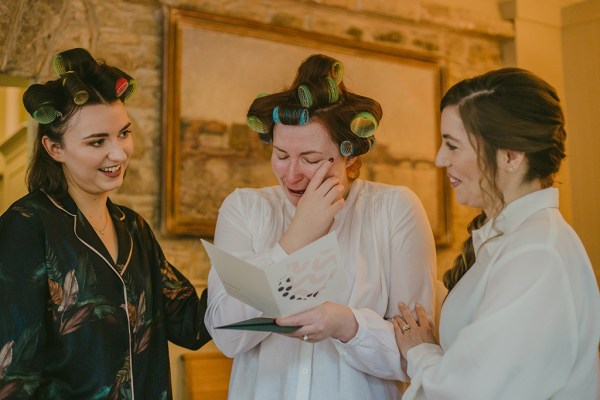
[202,232,346,318]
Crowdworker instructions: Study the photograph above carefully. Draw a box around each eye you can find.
[445,141,457,150]
[90,139,105,147]
[303,158,321,165]
[119,129,132,138]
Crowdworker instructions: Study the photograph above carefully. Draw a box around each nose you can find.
[435,146,448,168]
[108,140,129,162]
[286,160,303,183]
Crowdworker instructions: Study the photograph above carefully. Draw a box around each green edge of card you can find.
[216,317,301,333]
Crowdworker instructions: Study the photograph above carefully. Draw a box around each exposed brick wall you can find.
[0,0,513,283]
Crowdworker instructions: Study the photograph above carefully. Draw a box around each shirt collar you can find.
[472,187,559,253]
[45,191,125,221]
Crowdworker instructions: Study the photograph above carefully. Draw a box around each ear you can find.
[41,136,63,162]
[498,149,525,172]
[345,156,357,168]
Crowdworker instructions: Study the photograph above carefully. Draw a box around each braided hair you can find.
[442,68,566,291]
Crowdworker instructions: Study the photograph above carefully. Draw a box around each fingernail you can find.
[329,158,334,162]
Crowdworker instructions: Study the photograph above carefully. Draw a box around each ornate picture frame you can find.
[163,7,451,244]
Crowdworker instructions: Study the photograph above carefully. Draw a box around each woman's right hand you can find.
[279,158,345,254]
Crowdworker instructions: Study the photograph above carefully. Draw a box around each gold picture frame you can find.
[163,7,451,244]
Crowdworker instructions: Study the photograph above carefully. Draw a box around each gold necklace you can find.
[90,207,109,236]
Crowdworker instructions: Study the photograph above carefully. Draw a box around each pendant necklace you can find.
[91,207,109,236]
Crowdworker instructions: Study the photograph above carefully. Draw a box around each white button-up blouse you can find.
[205,180,437,400]
[403,188,600,400]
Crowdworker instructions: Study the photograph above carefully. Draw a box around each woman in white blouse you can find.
[393,67,600,399]
[205,54,437,400]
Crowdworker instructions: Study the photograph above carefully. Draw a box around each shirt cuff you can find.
[333,307,365,345]
[406,342,444,379]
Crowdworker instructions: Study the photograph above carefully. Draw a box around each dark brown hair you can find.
[23,48,136,196]
[246,54,382,181]
[442,68,566,291]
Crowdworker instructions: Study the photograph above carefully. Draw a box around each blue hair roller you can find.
[273,107,309,125]
[340,140,353,156]
[298,108,309,125]
[272,106,281,124]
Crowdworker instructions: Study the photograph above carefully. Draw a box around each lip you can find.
[286,186,306,197]
[447,173,461,189]
[99,164,123,178]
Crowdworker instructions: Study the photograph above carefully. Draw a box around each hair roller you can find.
[52,48,97,77]
[272,107,281,124]
[297,84,313,108]
[117,77,136,102]
[95,66,137,103]
[350,112,378,138]
[330,61,344,85]
[340,140,353,156]
[273,106,309,125]
[326,76,339,103]
[299,78,338,108]
[61,72,89,105]
[247,115,269,134]
[33,102,63,124]
[115,77,129,97]
[52,54,68,77]
[22,84,62,124]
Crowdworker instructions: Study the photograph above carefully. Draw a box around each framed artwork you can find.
[163,7,451,244]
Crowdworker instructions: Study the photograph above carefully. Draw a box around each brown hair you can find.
[246,54,382,181]
[441,68,566,291]
[23,48,136,196]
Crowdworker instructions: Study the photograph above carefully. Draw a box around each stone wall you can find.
[0,0,513,282]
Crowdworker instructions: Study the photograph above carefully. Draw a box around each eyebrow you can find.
[83,122,131,139]
[272,145,323,156]
[441,133,458,141]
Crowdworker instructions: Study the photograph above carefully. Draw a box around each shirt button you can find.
[302,368,309,374]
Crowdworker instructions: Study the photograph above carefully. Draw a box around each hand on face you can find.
[279,158,346,254]
[275,301,358,343]
[392,303,438,359]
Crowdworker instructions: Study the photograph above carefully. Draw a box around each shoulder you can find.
[504,207,577,252]
[492,208,588,278]
[0,191,52,242]
[354,180,426,212]
[1,190,54,223]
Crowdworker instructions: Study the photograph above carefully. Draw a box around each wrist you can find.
[335,309,359,343]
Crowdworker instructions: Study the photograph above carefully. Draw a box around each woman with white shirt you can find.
[393,67,600,399]
[205,54,437,399]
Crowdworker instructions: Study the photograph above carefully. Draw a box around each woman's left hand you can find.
[276,302,358,343]
[392,303,438,358]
